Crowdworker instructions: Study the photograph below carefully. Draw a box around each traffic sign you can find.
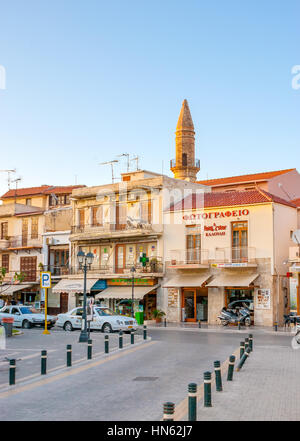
[40,272,52,289]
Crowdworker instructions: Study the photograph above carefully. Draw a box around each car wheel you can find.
[63,321,73,332]
[102,323,112,333]
[22,320,31,329]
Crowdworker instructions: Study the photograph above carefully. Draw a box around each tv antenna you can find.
[11,177,22,203]
[292,230,300,258]
[278,183,292,200]
[99,160,119,184]
[0,169,16,189]
[131,155,140,171]
[117,153,130,172]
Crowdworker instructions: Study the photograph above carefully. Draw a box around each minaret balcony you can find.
[170,159,200,169]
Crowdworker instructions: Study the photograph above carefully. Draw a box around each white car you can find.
[56,306,138,333]
[0,305,57,329]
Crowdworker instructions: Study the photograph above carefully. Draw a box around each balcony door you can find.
[186,233,201,263]
[232,222,248,262]
[115,244,126,273]
[22,219,28,247]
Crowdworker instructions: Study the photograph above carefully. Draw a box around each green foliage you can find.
[152,309,166,319]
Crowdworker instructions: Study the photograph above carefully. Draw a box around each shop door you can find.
[182,289,197,322]
[115,244,126,274]
[60,293,69,313]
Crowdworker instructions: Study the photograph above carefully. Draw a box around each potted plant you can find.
[152,309,166,324]
[150,257,158,273]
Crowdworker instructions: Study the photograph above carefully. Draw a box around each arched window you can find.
[182,153,187,166]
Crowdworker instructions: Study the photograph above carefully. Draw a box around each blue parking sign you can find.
[40,272,52,288]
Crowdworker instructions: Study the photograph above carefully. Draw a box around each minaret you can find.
[170,99,200,182]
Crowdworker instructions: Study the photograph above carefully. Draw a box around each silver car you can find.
[0,305,57,329]
[56,306,138,333]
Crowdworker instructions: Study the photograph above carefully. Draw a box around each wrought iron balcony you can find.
[8,235,43,249]
[167,249,209,268]
[170,158,200,169]
[214,247,256,265]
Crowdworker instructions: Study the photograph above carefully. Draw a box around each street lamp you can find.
[77,250,94,343]
[131,266,136,319]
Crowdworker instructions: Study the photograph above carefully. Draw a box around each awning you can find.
[0,284,32,296]
[163,273,212,288]
[95,284,159,300]
[206,273,259,288]
[52,279,99,294]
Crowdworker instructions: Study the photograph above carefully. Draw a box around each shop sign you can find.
[108,278,156,286]
[211,263,248,268]
[256,289,271,309]
[183,209,249,221]
[204,223,227,237]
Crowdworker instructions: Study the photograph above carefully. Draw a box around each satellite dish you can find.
[292,230,300,245]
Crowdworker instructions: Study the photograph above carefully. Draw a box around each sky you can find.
[0,0,299,196]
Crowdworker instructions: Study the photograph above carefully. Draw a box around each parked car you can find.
[56,306,138,333]
[0,305,57,329]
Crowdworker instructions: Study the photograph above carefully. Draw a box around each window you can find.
[92,206,103,226]
[186,233,201,263]
[20,256,37,282]
[116,204,127,230]
[140,198,151,223]
[78,209,85,227]
[232,222,248,262]
[2,254,9,272]
[11,307,20,315]
[1,222,8,240]
[182,153,187,166]
[22,219,28,246]
[31,217,38,239]
[26,198,32,206]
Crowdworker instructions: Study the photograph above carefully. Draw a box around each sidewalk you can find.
[195,341,300,421]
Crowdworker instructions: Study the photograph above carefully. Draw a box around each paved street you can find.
[0,326,296,421]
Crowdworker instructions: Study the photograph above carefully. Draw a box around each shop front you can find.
[0,284,34,305]
[164,273,211,323]
[52,278,100,311]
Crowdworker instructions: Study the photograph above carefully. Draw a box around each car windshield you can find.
[19,307,33,314]
[95,307,116,316]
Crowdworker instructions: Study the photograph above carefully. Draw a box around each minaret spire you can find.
[170,99,200,182]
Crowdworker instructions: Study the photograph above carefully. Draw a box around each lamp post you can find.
[131,266,136,319]
[77,250,94,343]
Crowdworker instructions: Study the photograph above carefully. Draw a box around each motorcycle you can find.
[218,305,251,327]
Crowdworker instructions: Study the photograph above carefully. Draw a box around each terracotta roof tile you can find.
[1,185,85,199]
[291,198,300,207]
[169,189,297,211]
[197,169,295,187]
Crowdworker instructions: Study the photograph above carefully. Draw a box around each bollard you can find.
[105,335,109,354]
[143,325,147,340]
[163,402,175,421]
[9,359,16,386]
[198,320,201,328]
[249,334,253,352]
[244,337,249,353]
[188,383,197,421]
[204,371,212,407]
[240,341,245,359]
[67,344,72,367]
[227,355,236,381]
[41,350,47,375]
[274,322,278,332]
[164,318,167,327]
[236,348,250,371]
[214,360,222,392]
[87,339,92,360]
[238,320,241,330]
[119,331,123,349]
[131,331,135,345]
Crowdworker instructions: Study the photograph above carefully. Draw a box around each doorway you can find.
[181,288,208,322]
[115,244,126,273]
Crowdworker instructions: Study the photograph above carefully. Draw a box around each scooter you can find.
[218,306,251,327]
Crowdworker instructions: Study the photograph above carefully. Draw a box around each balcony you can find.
[7,235,43,251]
[170,158,200,169]
[289,246,300,263]
[70,222,162,241]
[214,247,257,267]
[167,249,209,269]
[0,239,10,250]
[46,265,70,277]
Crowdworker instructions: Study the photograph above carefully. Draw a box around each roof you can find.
[176,99,194,131]
[1,185,85,199]
[168,189,297,211]
[196,169,296,187]
[291,198,300,208]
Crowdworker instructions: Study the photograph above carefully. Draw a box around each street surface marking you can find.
[0,340,156,398]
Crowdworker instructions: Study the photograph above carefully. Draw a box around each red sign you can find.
[204,223,227,237]
[183,209,249,221]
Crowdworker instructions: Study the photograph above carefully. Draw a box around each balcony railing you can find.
[71,221,155,235]
[69,258,164,276]
[46,265,70,277]
[289,246,300,263]
[170,158,200,169]
[7,235,43,249]
[167,249,209,266]
[215,247,256,264]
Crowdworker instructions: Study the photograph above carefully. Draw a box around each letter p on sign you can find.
[41,272,52,288]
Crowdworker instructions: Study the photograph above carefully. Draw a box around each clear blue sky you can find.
[0,0,299,196]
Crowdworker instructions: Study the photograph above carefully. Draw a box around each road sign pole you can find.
[41,272,51,335]
[42,287,50,335]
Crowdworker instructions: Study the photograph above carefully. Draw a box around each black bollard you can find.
[67,344,72,367]
[163,402,175,421]
[143,325,147,340]
[236,348,250,371]
[119,331,123,349]
[227,355,236,381]
[249,334,253,352]
[214,360,222,392]
[9,359,16,386]
[204,372,212,407]
[41,350,47,375]
[240,341,245,359]
[105,335,109,354]
[87,339,92,360]
[244,337,249,353]
[188,383,197,421]
[131,330,135,344]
